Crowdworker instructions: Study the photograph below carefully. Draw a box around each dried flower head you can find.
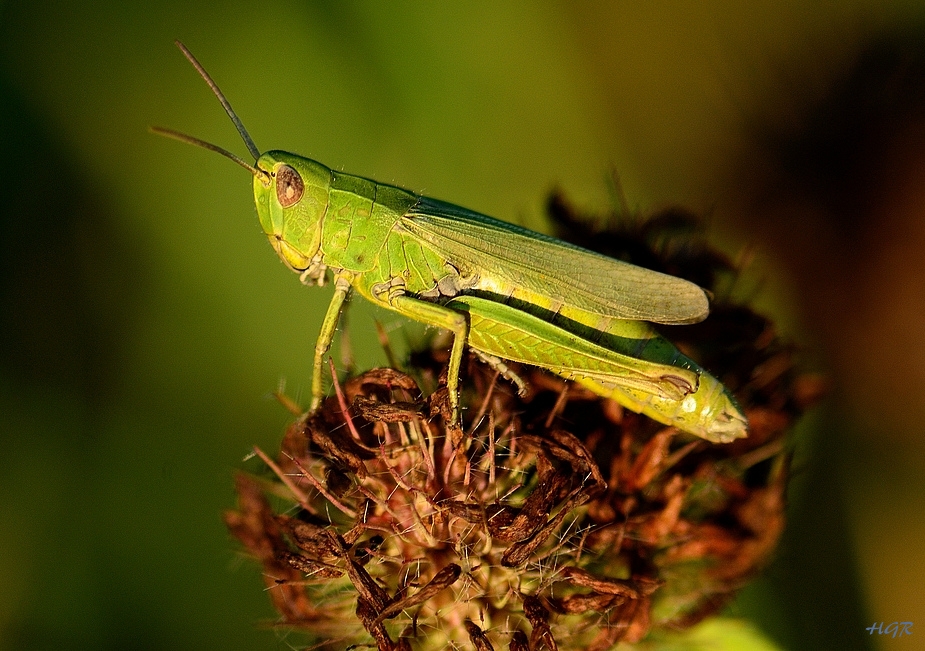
[224,190,823,650]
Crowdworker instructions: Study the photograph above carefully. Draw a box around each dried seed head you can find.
[224,192,820,650]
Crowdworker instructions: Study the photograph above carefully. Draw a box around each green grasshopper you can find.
[153,42,747,443]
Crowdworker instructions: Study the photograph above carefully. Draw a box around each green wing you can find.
[403,196,709,325]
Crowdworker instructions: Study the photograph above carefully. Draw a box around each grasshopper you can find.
[154,42,747,443]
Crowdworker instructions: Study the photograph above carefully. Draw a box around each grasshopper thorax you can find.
[254,151,332,272]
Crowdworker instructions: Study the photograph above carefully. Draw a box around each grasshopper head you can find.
[153,44,335,275]
[254,151,332,272]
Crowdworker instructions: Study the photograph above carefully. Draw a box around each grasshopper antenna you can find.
[149,125,265,179]
[150,41,269,182]
[173,40,261,161]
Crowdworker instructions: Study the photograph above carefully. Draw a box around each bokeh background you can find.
[2,2,924,650]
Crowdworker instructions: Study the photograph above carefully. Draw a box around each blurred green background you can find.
[2,2,925,650]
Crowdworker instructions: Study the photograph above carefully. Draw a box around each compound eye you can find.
[275,164,304,207]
